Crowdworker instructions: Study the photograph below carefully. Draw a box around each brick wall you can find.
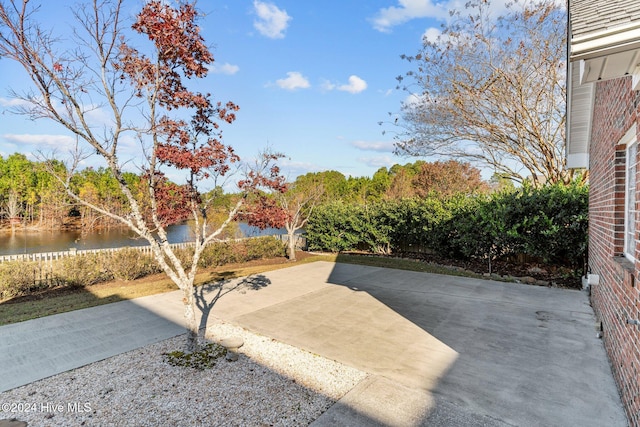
[589,75,640,425]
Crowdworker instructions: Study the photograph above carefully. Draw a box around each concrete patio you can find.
[0,261,627,426]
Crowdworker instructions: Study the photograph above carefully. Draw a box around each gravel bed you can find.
[0,321,367,426]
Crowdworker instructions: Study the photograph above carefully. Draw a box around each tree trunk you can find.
[181,285,199,353]
[288,231,297,262]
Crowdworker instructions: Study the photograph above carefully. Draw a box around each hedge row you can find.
[0,236,286,300]
[306,184,588,270]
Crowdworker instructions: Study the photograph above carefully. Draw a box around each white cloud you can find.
[320,79,336,91]
[403,93,428,108]
[253,1,291,39]
[351,140,395,152]
[0,97,31,107]
[422,27,442,43]
[358,155,396,168]
[211,62,240,75]
[84,106,113,127]
[279,158,323,179]
[3,133,76,150]
[338,75,368,94]
[275,71,310,90]
[371,0,447,33]
[322,75,368,94]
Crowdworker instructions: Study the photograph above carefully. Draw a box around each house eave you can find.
[571,23,640,61]
[566,62,595,170]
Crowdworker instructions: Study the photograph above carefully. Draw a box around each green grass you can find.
[0,252,481,326]
[0,254,335,326]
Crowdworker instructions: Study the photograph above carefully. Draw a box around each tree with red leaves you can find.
[0,0,286,352]
[236,172,326,262]
[273,177,324,261]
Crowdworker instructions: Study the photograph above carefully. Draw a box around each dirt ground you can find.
[393,251,583,289]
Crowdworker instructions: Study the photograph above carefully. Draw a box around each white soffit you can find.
[572,23,640,84]
[579,49,640,84]
[567,62,594,169]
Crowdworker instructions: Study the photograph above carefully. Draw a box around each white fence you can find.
[0,233,306,264]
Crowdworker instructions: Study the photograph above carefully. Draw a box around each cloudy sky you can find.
[0,0,491,181]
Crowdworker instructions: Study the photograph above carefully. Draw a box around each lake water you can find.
[0,223,286,256]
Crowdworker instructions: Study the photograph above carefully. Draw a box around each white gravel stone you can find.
[0,321,367,426]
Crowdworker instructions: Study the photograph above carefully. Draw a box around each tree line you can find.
[0,153,139,231]
[1,152,500,230]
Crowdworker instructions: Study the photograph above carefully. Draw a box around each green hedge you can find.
[434,184,588,268]
[306,183,588,269]
[306,196,463,254]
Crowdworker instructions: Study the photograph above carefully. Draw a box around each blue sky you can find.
[0,0,488,182]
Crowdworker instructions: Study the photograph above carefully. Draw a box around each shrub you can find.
[244,236,286,260]
[0,261,50,300]
[431,183,588,270]
[198,241,235,268]
[55,253,113,287]
[107,248,161,281]
[306,183,588,270]
[380,196,457,253]
[198,237,286,268]
[306,201,384,252]
[172,246,195,270]
[306,197,456,254]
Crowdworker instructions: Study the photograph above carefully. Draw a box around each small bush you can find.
[163,342,227,370]
[55,253,113,287]
[0,261,50,300]
[107,248,161,281]
[198,241,235,268]
[244,236,286,260]
[61,255,109,286]
[198,237,286,268]
[172,246,195,270]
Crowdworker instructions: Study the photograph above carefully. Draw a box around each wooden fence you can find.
[0,233,306,264]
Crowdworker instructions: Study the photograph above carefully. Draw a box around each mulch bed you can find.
[393,251,583,289]
[340,250,583,289]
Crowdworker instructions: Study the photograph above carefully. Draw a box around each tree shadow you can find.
[194,274,271,340]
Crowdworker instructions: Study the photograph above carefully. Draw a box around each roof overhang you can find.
[567,62,595,169]
[567,22,640,169]
[571,21,640,62]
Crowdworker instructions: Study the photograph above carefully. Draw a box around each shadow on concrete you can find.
[0,285,129,327]
[195,274,271,339]
[0,259,627,426]
[0,272,273,393]
[311,258,627,426]
[0,267,361,426]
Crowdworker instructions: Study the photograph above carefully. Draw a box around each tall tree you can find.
[1,190,22,232]
[390,0,574,186]
[276,177,325,261]
[411,160,488,197]
[0,0,285,352]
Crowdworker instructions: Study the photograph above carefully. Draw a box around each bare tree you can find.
[2,190,22,233]
[0,0,285,352]
[276,181,324,261]
[389,0,577,187]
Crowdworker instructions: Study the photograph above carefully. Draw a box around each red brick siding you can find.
[589,76,640,425]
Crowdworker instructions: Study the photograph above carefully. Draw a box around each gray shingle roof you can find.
[570,0,640,38]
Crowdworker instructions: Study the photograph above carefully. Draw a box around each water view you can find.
[0,223,286,256]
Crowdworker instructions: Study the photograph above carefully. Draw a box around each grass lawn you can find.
[0,252,482,326]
